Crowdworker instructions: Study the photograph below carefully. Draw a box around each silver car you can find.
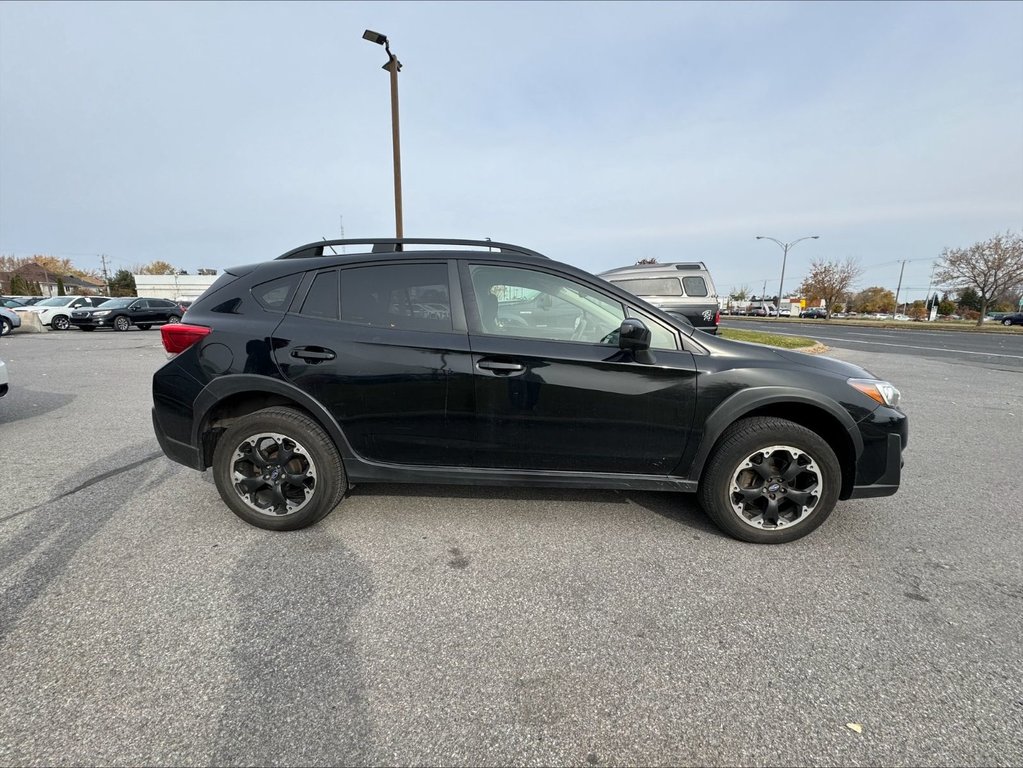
[0,306,22,336]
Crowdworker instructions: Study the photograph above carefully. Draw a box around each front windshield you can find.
[35,297,73,307]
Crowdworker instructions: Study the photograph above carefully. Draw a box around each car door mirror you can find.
[618,318,655,363]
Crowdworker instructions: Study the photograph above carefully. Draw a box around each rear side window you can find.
[340,263,452,331]
[611,278,683,296]
[252,274,301,312]
[300,271,340,320]
[682,276,708,297]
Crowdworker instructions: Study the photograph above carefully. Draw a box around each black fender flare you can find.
[679,386,864,481]
[191,374,358,464]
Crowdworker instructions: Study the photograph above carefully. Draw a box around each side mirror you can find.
[618,318,655,364]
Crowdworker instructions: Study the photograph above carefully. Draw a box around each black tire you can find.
[212,407,347,531]
[166,315,181,324]
[52,315,70,330]
[113,315,131,332]
[1004,319,1013,326]
[0,317,11,337]
[698,417,841,544]
[137,324,151,330]
[79,326,95,332]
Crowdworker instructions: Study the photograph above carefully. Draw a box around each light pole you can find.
[363,29,403,239]
[755,235,820,317]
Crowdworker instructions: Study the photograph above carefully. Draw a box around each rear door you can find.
[272,261,477,466]
[462,261,698,474]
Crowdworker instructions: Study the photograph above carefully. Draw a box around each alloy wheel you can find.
[728,444,822,530]
[230,432,317,517]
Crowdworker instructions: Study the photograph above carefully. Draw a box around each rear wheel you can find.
[698,417,841,544]
[52,315,70,330]
[1004,318,1013,326]
[212,407,347,531]
[113,315,131,331]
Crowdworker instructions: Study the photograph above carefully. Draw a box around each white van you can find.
[598,262,720,334]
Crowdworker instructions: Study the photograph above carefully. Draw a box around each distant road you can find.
[722,318,1023,372]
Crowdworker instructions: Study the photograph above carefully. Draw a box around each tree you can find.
[108,269,137,297]
[56,276,66,296]
[851,286,896,314]
[938,298,956,316]
[956,287,982,312]
[138,260,180,275]
[0,254,100,282]
[9,274,30,295]
[797,257,862,319]
[935,231,1023,326]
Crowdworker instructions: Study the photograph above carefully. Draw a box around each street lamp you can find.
[755,235,820,317]
[363,29,404,239]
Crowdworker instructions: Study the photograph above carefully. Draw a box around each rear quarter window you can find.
[252,274,302,312]
[612,277,683,296]
[682,276,708,297]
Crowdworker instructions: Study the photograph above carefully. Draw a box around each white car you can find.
[20,295,110,330]
[0,357,8,398]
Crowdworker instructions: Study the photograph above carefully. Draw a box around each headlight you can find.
[93,310,110,317]
[848,378,901,408]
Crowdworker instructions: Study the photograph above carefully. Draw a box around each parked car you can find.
[151,237,907,544]
[799,308,828,319]
[749,303,779,317]
[21,295,110,330]
[0,306,23,336]
[70,297,184,332]
[0,357,7,397]
[597,262,721,334]
[999,312,1023,326]
[2,298,27,308]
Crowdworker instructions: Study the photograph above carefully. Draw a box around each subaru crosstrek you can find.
[152,238,907,544]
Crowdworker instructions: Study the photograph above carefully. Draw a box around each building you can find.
[0,262,107,296]
[132,273,219,301]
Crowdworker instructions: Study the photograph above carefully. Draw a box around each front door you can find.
[462,262,697,474]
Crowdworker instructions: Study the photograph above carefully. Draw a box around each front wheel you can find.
[211,407,347,531]
[0,318,11,336]
[51,315,70,330]
[698,417,841,544]
[113,315,131,331]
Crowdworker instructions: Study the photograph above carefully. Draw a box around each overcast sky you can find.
[1,0,1021,300]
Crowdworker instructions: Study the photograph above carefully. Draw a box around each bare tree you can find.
[797,257,862,318]
[935,231,1023,326]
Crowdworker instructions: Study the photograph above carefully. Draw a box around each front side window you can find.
[469,264,624,344]
[340,263,452,331]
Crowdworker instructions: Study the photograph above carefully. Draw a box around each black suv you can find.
[152,238,907,543]
[71,297,184,331]
[799,307,828,319]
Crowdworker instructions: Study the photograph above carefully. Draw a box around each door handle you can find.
[477,359,525,374]
[292,346,336,362]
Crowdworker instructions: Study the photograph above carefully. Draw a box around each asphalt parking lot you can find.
[1,330,1020,767]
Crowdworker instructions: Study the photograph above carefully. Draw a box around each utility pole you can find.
[894,259,908,315]
[100,254,111,295]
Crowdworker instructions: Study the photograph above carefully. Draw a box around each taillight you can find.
[714,310,721,325]
[161,323,211,354]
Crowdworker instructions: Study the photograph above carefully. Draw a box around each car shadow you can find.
[349,484,727,538]
[0,387,76,424]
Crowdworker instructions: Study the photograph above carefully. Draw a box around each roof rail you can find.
[276,238,548,260]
